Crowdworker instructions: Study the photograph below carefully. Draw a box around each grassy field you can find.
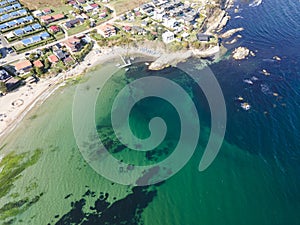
[110,0,149,15]
[20,0,65,9]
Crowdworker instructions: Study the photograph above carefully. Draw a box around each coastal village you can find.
[0,0,235,133]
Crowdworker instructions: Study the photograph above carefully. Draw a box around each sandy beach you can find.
[0,39,225,139]
[0,44,163,139]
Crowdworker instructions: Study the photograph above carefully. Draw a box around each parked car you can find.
[6,48,14,54]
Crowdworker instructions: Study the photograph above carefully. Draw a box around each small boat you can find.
[125,68,130,72]
[241,102,251,111]
[236,96,244,101]
[130,57,135,61]
[251,76,259,81]
[145,62,150,66]
[116,63,121,67]
[243,79,253,85]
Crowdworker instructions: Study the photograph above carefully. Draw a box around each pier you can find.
[118,54,131,68]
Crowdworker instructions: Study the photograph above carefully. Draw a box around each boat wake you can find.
[249,0,263,7]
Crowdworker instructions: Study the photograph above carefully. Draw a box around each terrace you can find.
[0,3,21,15]
[13,23,42,36]
[0,9,28,23]
[21,32,50,46]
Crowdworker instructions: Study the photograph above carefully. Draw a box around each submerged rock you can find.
[220,27,244,39]
[148,51,193,70]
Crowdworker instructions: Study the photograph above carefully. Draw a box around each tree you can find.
[35,67,43,75]
[147,32,155,41]
[44,59,51,69]
[0,82,7,94]
[182,41,189,49]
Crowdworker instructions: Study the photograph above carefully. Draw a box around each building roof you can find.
[90,3,99,8]
[99,23,115,32]
[49,25,60,32]
[14,60,32,71]
[48,54,59,63]
[196,33,210,41]
[41,15,52,21]
[52,14,65,20]
[43,8,52,13]
[123,25,131,31]
[63,56,74,64]
[63,37,81,52]
[33,60,44,68]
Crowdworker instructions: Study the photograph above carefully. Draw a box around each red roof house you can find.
[33,60,44,68]
[48,55,59,63]
[49,25,60,33]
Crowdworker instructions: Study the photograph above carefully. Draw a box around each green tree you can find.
[44,59,50,69]
[0,82,7,94]
[35,67,43,75]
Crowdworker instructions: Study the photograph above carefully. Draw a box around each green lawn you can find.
[53,32,65,41]
[67,24,89,36]
[110,0,149,15]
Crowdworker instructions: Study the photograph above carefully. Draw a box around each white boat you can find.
[236,96,244,101]
[251,76,259,81]
[145,62,150,66]
[125,68,130,72]
[116,63,121,67]
[243,79,253,85]
[241,102,251,111]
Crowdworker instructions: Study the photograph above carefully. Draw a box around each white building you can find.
[33,10,43,17]
[163,18,178,29]
[162,31,175,44]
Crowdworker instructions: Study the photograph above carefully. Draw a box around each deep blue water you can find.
[213,0,300,167]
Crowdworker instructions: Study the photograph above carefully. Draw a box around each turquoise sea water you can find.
[0,0,300,224]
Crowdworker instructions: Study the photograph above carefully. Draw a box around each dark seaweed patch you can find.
[53,185,160,225]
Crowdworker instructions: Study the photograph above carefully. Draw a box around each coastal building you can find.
[33,60,44,68]
[49,25,60,33]
[41,14,65,24]
[64,18,84,29]
[14,60,32,73]
[90,3,99,10]
[76,0,86,4]
[83,5,93,12]
[63,56,74,65]
[99,12,107,19]
[123,25,132,32]
[163,18,179,29]
[196,33,211,42]
[131,26,146,35]
[5,77,21,91]
[33,10,43,17]
[162,31,175,44]
[0,69,11,81]
[53,49,66,59]
[63,37,82,52]
[48,54,59,64]
[42,8,52,15]
[98,23,116,38]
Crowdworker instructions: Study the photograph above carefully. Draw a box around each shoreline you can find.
[0,45,161,141]
[0,41,227,140]
[0,42,222,141]
[0,0,235,141]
